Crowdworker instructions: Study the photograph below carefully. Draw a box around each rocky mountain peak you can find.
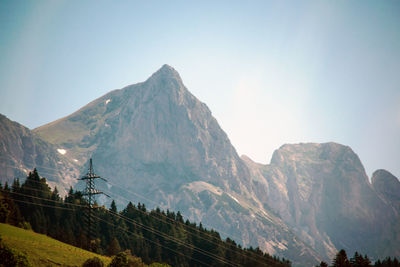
[372,169,399,185]
[145,64,183,88]
[15,64,399,266]
[271,142,351,162]
[372,169,400,212]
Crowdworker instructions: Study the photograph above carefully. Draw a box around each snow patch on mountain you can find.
[57,148,66,155]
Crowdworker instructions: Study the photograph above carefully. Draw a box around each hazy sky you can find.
[1,1,399,178]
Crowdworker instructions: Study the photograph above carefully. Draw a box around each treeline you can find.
[316,249,400,267]
[0,169,290,267]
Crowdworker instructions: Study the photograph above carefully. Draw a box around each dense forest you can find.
[0,169,291,267]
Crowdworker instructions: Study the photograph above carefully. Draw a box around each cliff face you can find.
[243,143,400,261]
[0,114,79,195]
[33,65,320,266]
[8,64,397,264]
[372,169,400,214]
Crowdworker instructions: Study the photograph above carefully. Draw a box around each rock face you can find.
[0,114,79,194]
[5,64,399,265]
[243,143,400,262]
[33,65,320,265]
[372,169,400,215]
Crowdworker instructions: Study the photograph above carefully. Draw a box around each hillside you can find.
[0,223,111,266]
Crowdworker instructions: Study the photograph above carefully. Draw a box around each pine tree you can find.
[332,249,351,267]
[110,200,117,213]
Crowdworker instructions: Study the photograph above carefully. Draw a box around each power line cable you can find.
[106,209,240,267]
[0,162,280,266]
[1,160,244,241]
[91,213,212,267]
[0,190,217,267]
[1,188,240,266]
[1,185,277,267]
[102,188,275,266]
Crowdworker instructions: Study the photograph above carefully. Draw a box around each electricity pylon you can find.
[78,158,109,246]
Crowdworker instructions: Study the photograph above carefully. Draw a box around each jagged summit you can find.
[31,65,321,266]
[146,64,183,85]
[159,63,178,74]
[270,142,359,167]
[21,64,400,266]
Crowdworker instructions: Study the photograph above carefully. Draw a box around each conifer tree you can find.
[332,249,351,267]
[110,200,117,213]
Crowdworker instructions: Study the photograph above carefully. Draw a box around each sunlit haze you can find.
[1,1,399,178]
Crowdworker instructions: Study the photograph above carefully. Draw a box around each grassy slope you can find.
[0,223,111,266]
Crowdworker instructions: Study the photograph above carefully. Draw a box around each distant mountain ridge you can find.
[243,142,400,261]
[0,114,78,194]
[1,64,399,265]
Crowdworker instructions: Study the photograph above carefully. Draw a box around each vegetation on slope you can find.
[0,223,111,266]
[0,169,291,267]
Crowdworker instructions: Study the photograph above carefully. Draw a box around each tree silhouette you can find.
[333,249,351,267]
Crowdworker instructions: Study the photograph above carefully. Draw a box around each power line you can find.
[1,160,241,240]
[106,209,240,267]
[0,161,279,266]
[0,189,217,266]
[1,157,246,241]
[105,180,247,245]
[8,198,75,211]
[92,214,212,267]
[78,158,109,244]
[103,189,278,267]
[1,185,276,267]
[0,193,213,266]
[2,188,240,266]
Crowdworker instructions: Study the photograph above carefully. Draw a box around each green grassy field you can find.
[0,223,111,266]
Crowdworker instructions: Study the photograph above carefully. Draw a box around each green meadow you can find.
[0,223,111,266]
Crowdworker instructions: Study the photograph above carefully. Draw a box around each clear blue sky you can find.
[1,1,399,178]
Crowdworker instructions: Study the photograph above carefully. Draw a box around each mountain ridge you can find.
[2,64,399,265]
[244,142,400,261]
[0,113,79,195]
[32,64,322,265]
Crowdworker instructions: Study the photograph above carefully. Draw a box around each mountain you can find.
[4,64,399,265]
[0,114,78,194]
[372,169,400,212]
[243,143,400,262]
[33,64,321,265]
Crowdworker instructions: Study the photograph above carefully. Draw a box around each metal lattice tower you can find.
[78,158,109,244]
